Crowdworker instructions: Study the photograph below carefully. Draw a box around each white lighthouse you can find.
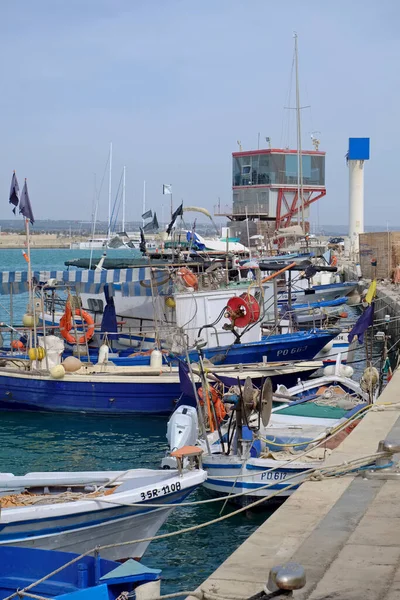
[347,137,370,259]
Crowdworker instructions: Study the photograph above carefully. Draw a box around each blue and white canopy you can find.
[0,268,169,297]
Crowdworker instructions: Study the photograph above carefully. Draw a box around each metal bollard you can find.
[266,563,306,595]
[246,563,306,600]
[376,439,400,467]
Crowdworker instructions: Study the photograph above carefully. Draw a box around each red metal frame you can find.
[276,188,326,230]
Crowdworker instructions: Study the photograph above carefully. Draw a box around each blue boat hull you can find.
[0,374,180,415]
[0,330,337,414]
[73,329,339,367]
[194,329,338,365]
[0,363,321,415]
[0,546,160,600]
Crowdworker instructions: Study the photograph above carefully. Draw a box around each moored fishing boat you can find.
[0,359,323,414]
[0,460,206,560]
[0,546,161,600]
[162,356,380,505]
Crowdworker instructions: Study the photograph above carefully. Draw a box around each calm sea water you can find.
[0,248,268,593]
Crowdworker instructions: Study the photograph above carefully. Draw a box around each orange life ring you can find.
[178,267,198,290]
[198,386,227,431]
[60,306,95,345]
[331,255,338,267]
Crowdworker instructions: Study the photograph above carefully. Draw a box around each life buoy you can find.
[331,255,338,267]
[198,386,227,431]
[60,305,95,345]
[178,267,198,290]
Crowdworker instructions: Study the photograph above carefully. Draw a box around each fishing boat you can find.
[0,546,161,600]
[0,358,324,414]
[162,357,380,505]
[0,460,206,560]
[278,296,348,329]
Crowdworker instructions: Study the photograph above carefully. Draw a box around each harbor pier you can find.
[192,369,400,600]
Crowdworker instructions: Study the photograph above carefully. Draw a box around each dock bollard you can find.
[376,440,400,467]
[246,563,306,599]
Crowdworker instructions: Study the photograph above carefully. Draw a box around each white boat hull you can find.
[0,469,206,560]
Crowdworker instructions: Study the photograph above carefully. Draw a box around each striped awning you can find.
[0,268,170,297]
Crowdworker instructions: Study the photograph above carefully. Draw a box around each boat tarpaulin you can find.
[0,268,169,297]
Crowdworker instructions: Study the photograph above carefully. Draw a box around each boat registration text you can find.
[140,481,181,500]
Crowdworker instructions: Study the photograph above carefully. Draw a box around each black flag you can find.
[9,172,20,214]
[141,209,152,220]
[143,213,159,233]
[166,202,183,235]
[139,227,146,254]
[19,180,35,225]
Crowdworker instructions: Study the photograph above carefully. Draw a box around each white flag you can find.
[163,184,172,195]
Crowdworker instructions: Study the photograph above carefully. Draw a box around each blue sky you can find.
[0,0,398,227]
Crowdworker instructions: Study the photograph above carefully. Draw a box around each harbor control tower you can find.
[215,145,326,244]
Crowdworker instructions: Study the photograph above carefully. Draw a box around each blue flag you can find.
[9,172,20,214]
[100,284,118,344]
[348,303,374,344]
[19,180,35,225]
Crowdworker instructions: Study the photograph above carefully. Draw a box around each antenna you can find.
[310,131,321,151]
[237,140,242,151]
[265,136,272,149]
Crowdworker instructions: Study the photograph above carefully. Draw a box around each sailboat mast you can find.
[108,142,113,238]
[122,166,126,232]
[142,180,146,227]
[294,34,304,231]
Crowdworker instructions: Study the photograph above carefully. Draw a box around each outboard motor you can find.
[161,406,199,469]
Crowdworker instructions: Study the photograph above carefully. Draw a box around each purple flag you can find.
[9,172,20,214]
[19,180,35,225]
[348,304,374,344]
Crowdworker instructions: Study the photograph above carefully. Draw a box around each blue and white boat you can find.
[164,360,377,505]
[0,465,206,560]
[0,546,161,600]
[0,357,325,414]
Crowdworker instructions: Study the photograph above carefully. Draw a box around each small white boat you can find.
[0,464,206,560]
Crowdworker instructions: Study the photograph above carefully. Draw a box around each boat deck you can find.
[189,369,400,600]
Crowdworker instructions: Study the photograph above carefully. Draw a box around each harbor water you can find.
[0,248,268,593]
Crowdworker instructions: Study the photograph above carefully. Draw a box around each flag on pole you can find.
[163,184,172,195]
[365,280,377,305]
[348,303,374,344]
[139,227,146,254]
[141,209,152,220]
[166,202,183,235]
[19,180,35,225]
[9,172,20,214]
[143,213,159,232]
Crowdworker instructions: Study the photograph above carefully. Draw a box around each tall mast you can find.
[294,33,304,231]
[108,142,113,238]
[142,180,146,227]
[122,165,126,232]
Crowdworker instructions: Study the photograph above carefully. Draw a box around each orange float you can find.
[60,304,95,345]
[11,340,25,350]
[177,267,198,290]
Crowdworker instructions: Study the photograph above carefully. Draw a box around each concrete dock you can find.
[193,370,400,600]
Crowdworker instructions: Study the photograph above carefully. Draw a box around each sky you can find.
[0,0,399,227]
